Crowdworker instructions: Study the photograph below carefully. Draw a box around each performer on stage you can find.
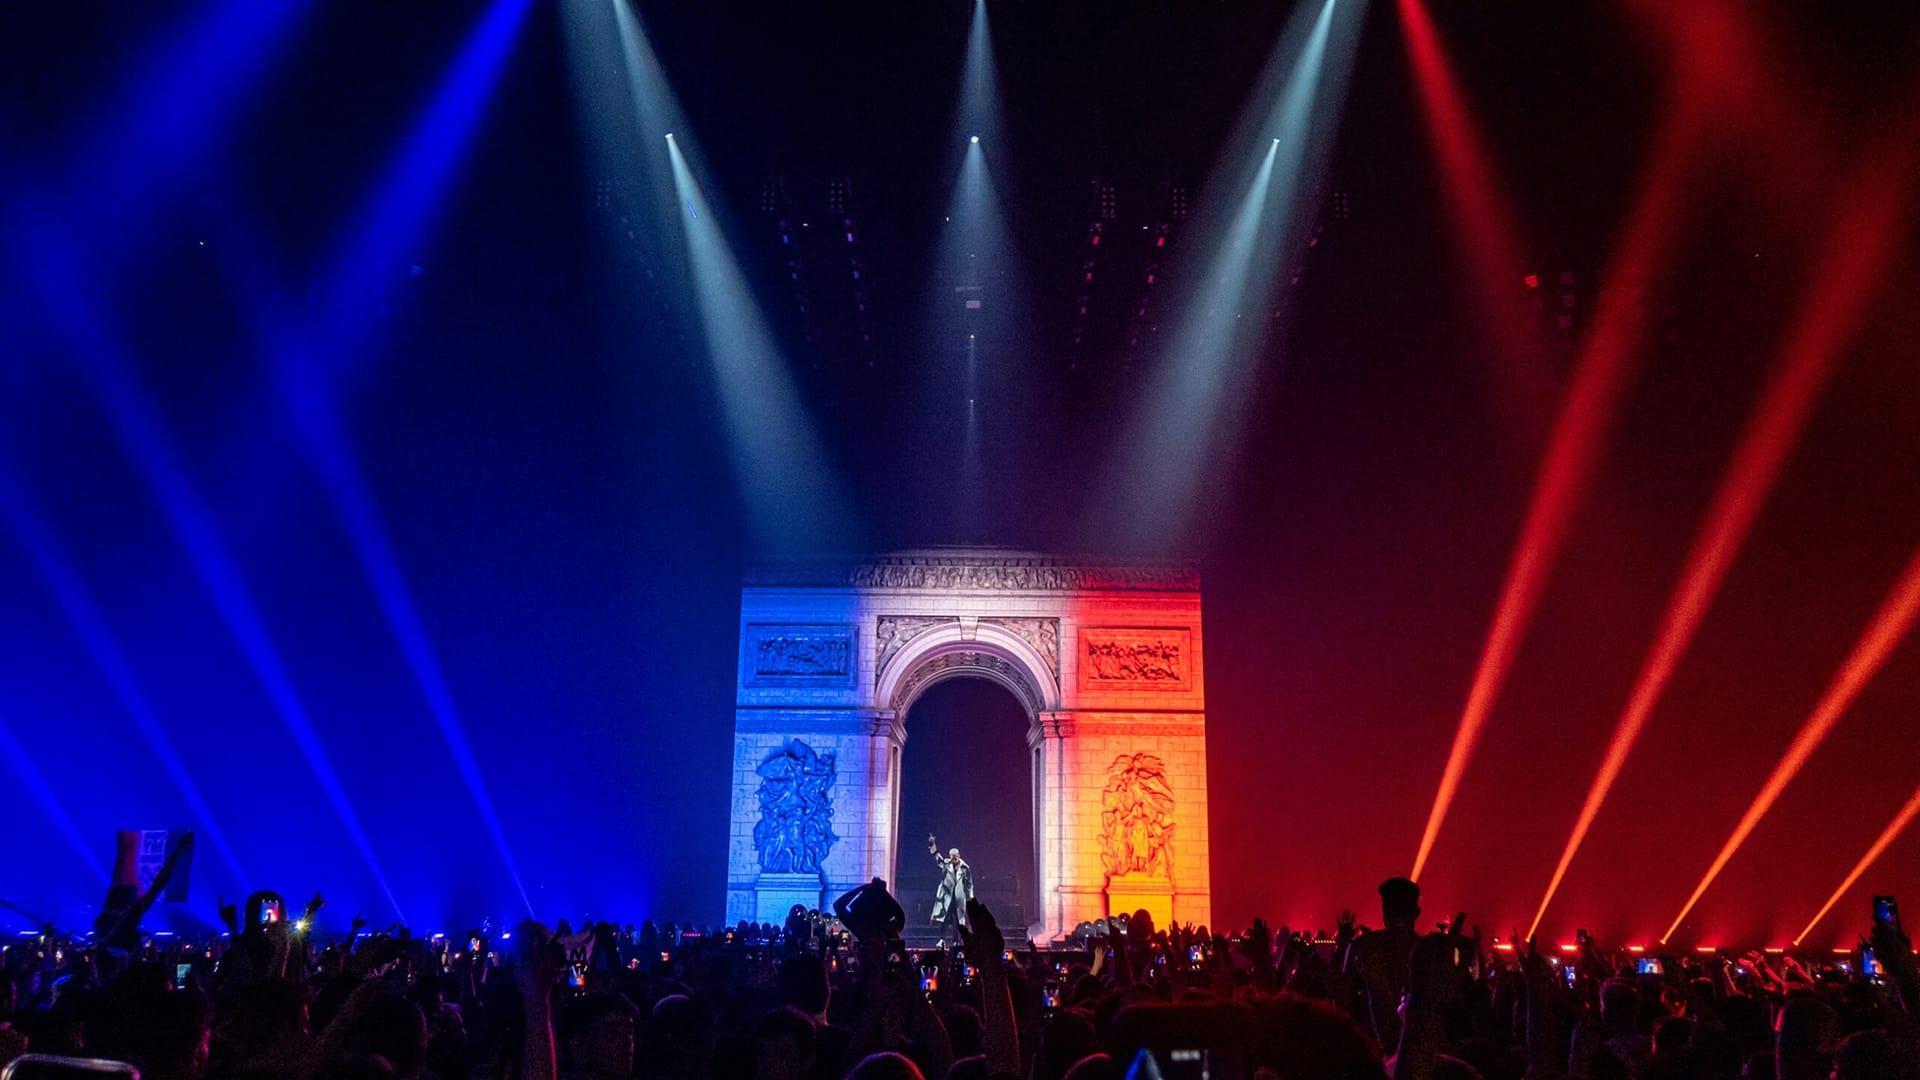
[927,833,973,947]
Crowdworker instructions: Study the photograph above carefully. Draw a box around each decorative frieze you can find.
[745,553,1199,592]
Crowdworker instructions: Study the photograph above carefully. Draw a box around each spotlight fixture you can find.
[970,134,980,144]
[664,132,674,140]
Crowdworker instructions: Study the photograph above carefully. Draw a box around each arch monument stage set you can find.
[726,549,1212,941]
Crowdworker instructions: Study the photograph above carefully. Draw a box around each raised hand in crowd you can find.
[1391,912,1474,1080]
[8,869,1920,1080]
[515,919,566,1080]
[958,897,1020,1076]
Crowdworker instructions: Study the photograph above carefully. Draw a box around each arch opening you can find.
[896,676,1038,942]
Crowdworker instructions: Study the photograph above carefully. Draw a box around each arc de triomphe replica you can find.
[726,549,1211,940]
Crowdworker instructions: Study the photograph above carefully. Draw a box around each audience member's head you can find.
[1598,978,1640,1027]
[1378,878,1420,930]
[1035,1009,1101,1080]
[1651,1015,1692,1059]
[1063,1052,1115,1080]
[561,991,638,1080]
[848,1051,927,1080]
[90,982,212,1080]
[1774,996,1839,1080]
[749,1005,817,1080]
[213,976,311,1070]
[1830,1030,1901,1080]
[940,1003,983,1060]
[947,1055,990,1080]
[343,990,426,1079]
[778,953,831,1017]
[641,992,716,1073]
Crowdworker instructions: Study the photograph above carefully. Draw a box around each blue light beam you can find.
[206,0,538,914]
[10,234,406,921]
[267,389,538,917]
[0,714,108,885]
[0,456,250,891]
[218,242,537,915]
[55,0,317,264]
[312,0,535,386]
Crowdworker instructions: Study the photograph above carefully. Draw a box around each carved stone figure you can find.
[753,739,839,874]
[1100,753,1175,879]
[875,616,952,681]
[984,617,1062,682]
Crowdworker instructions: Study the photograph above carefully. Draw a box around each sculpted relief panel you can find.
[874,616,955,683]
[1100,753,1175,880]
[1079,628,1193,692]
[753,739,839,874]
[983,617,1061,683]
[743,624,854,688]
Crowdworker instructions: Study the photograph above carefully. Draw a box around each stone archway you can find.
[876,627,1052,932]
[725,549,1212,940]
[892,666,1041,938]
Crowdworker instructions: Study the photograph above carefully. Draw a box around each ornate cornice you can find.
[744,550,1199,592]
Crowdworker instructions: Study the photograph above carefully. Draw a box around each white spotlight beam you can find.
[1098,0,1367,554]
[565,0,853,551]
[666,138,853,552]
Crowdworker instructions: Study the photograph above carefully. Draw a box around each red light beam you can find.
[1662,542,1920,944]
[1394,0,1548,426]
[1409,107,1711,883]
[1795,786,1920,946]
[1625,0,1835,215]
[1526,134,1920,941]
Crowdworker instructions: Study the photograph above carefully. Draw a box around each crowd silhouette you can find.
[3,849,1915,1080]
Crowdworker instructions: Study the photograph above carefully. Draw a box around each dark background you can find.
[1,0,1917,947]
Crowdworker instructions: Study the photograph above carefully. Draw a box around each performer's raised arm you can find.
[928,833,939,858]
